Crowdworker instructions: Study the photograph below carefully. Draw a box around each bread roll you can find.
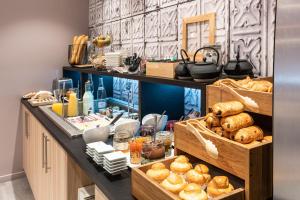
[146,162,170,182]
[179,183,208,200]
[160,173,187,193]
[204,113,220,128]
[207,176,234,198]
[211,101,244,117]
[221,113,254,132]
[234,126,264,144]
[186,164,211,185]
[170,156,192,174]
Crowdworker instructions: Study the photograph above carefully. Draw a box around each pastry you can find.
[244,80,273,93]
[234,126,264,144]
[194,164,211,183]
[160,173,187,193]
[186,164,211,186]
[204,113,220,128]
[146,162,170,183]
[207,176,234,198]
[211,101,244,117]
[179,183,208,200]
[170,156,192,174]
[210,127,224,137]
[70,35,83,64]
[221,113,254,132]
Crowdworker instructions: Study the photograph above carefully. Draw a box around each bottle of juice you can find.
[83,81,94,116]
[67,90,78,117]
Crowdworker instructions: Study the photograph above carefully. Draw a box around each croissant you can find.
[207,176,234,198]
[234,126,264,144]
[204,113,220,128]
[211,101,244,117]
[221,113,254,132]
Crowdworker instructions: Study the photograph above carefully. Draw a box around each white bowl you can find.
[114,119,140,137]
[82,125,110,144]
[142,114,168,131]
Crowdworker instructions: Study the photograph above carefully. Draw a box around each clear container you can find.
[142,140,165,161]
[129,140,143,164]
[156,131,172,157]
[113,130,132,152]
[83,81,94,115]
[97,77,107,111]
[140,125,155,138]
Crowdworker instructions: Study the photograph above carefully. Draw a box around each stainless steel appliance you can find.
[274,0,300,199]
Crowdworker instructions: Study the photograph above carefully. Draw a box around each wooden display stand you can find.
[132,157,245,200]
[174,119,273,200]
[146,61,179,79]
[206,79,273,116]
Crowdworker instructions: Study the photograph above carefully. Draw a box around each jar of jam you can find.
[142,140,165,161]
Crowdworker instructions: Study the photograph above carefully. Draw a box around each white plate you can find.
[103,166,128,174]
[104,157,127,165]
[103,161,127,168]
[103,151,126,162]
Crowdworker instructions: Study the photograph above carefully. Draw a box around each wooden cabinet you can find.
[95,186,109,200]
[22,105,92,200]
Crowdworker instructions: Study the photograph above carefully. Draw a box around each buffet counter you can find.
[21,99,134,200]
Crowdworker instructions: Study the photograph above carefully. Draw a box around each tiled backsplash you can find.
[89,0,276,115]
[89,0,276,76]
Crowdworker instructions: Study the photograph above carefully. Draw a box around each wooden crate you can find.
[174,119,273,200]
[146,61,179,79]
[132,157,245,200]
[206,78,273,116]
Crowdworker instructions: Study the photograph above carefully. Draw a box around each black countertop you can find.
[21,99,134,200]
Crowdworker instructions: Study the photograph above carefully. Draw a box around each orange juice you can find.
[52,102,63,117]
[67,92,78,117]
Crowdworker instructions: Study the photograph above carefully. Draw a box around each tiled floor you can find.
[0,177,34,200]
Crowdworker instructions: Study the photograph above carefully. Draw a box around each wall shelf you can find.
[63,66,211,118]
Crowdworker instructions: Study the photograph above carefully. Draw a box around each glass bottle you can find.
[97,77,107,111]
[83,81,94,115]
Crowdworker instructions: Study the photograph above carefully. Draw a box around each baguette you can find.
[70,35,78,64]
[75,35,88,64]
[71,35,84,64]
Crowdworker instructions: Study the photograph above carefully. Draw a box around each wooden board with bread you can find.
[132,156,245,200]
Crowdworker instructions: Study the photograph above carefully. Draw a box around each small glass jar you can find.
[156,131,172,157]
[140,125,155,138]
[142,140,165,161]
[113,130,132,152]
[129,140,143,164]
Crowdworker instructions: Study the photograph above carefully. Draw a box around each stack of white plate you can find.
[86,141,114,166]
[103,151,127,175]
[105,52,122,67]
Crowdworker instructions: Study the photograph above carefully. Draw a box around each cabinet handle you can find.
[45,136,50,173]
[42,133,45,168]
[25,112,29,138]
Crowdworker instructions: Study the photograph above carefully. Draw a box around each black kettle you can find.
[224,46,254,76]
[175,49,192,80]
[187,47,223,80]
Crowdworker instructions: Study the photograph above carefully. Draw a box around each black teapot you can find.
[175,49,192,80]
[224,46,254,77]
[187,47,223,81]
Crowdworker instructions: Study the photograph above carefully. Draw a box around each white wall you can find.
[0,0,88,180]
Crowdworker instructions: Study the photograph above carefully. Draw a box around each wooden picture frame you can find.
[182,13,216,61]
